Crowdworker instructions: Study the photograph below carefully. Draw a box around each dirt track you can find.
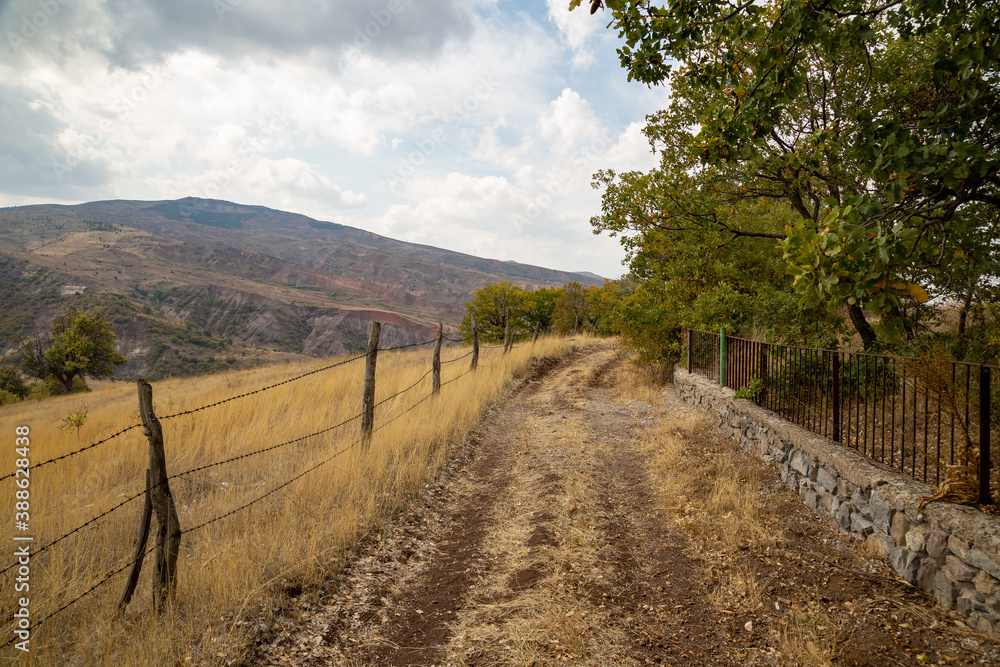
[257,343,1000,666]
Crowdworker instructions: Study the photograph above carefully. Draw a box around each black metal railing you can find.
[684,328,999,505]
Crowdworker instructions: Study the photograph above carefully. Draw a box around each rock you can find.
[917,559,939,592]
[966,549,1000,581]
[925,530,949,563]
[891,548,921,584]
[948,535,971,560]
[836,501,854,531]
[974,570,1000,597]
[891,512,912,547]
[906,523,931,553]
[851,514,874,537]
[790,450,810,476]
[804,490,819,511]
[870,491,892,533]
[945,555,979,583]
[817,466,838,494]
[935,570,958,608]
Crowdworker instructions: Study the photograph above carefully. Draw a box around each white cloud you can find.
[545,0,600,67]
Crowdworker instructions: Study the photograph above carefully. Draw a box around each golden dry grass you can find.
[0,336,572,666]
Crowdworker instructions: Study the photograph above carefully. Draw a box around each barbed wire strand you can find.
[0,424,142,485]
[160,352,367,421]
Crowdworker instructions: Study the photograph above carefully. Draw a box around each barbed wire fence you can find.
[0,320,542,650]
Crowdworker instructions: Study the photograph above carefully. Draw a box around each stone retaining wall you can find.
[674,367,1000,634]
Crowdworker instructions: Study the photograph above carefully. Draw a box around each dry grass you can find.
[0,337,572,666]
[774,600,844,667]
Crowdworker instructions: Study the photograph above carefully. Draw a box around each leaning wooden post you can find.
[361,321,381,447]
[117,469,152,614]
[532,321,541,344]
[470,315,479,371]
[503,309,512,355]
[137,379,181,613]
[432,322,443,395]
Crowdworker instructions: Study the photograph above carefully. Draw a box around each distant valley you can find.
[0,197,601,380]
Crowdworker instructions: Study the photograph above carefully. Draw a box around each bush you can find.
[43,374,90,396]
[0,365,29,398]
[0,389,22,406]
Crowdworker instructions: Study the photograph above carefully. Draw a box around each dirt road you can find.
[258,343,1000,666]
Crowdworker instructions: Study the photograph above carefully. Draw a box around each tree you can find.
[19,310,128,393]
[554,282,589,335]
[523,287,560,334]
[461,282,529,343]
[575,0,1000,348]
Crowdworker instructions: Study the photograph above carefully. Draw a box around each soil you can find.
[253,342,1000,666]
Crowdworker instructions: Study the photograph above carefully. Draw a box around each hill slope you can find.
[0,197,602,379]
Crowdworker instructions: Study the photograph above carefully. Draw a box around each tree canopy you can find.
[574,0,1000,349]
[19,309,128,393]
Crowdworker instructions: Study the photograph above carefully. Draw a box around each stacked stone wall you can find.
[674,368,1000,633]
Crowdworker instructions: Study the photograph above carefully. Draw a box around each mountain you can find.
[0,197,601,380]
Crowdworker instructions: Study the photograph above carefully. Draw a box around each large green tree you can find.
[575,0,1000,349]
[460,282,529,343]
[19,310,128,393]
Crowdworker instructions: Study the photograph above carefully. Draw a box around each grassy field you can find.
[0,336,574,665]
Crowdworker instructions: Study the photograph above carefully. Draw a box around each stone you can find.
[935,569,958,608]
[949,535,971,560]
[917,559,939,592]
[890,547,921,584]
[906,523,931,553]
[974,570,1000,597]
[817,466,838,494]
[851,514,875,537]
[966,549,1000,581]
[925,530,949,562]
[836,501,854,531]
[946,555,979,583]
[804,490,819,511]
[790,450,810,476]
[891,512,912,547]
[870,492,892,535]
[957,595,987,615]
[850,488,871,517]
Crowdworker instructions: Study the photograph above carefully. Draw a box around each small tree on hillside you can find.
[19,310,128,393]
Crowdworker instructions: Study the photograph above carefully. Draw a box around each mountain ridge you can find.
[0,197,603,379]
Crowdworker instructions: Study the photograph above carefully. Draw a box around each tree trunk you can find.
[848,305,877,351]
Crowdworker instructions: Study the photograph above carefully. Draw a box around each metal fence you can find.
[684,328,1000,505]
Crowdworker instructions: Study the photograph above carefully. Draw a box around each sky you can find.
[0,0,668,278]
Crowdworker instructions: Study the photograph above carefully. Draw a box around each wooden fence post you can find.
[137,379,181,613]
[503,309,512,355]
[532,321,541,344]
[432,322,443,395]
[361,321,381,447]
[117,469,152,614]
[471,315,479,371]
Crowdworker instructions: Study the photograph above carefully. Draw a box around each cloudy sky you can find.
[0,0,668,278]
